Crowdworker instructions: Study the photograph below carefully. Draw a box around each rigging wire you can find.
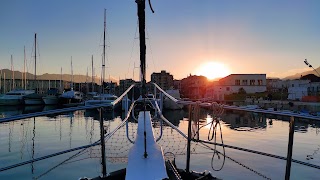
[145,27,156,74]
[125,20,139,79]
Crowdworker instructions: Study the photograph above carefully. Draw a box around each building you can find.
[173,80,181,91]
[119,79,136,95]
[266,78,283,92]
[205,74,267,101]
[180,75,207,99]
[151,70,173,91]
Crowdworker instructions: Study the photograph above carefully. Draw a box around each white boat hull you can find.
[0,98,24,105]
[43,96,59,105]
[24,98,44,105]
[85,99,113,106]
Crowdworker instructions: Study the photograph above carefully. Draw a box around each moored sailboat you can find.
[42,88,60,105]
[84,1,218,179]
[84,9,118,108]
[24,33,44,105]
[59,57,84,106]
[0,89,35,105]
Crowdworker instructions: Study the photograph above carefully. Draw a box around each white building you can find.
[286,80,320,100]
[205,74,267,101]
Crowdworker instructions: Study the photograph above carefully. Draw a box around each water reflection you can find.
[222,112,267,131]
[162,110,185,126]
[84,108,122,121]
[0,108,320,179]
[0,106,24,117]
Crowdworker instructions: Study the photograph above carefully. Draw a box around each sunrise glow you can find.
[195,62,231,80]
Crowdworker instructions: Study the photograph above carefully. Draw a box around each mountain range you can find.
[0,69,118,84]
[284,66,320,79]
[1,66,319,83]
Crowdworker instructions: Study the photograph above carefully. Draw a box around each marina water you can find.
[0,107,319,179]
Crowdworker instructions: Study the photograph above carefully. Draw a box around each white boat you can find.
[42,88,60,105]
[0,89,35,105]
[24,93,44,105]
[163,89,184,110]
[43,96,59,105]
[84,93,117,106]
[59,90,84,106]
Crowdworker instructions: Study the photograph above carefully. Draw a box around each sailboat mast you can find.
[3,73,5,93]
[102,9,106,94]
[92,55,94,92]
[137,0,147,97]
[34,33,37,88]
[71,56,73,90]
[23,46,26,90]
[86,67,89,93]
[11,55,14,90]
[60,67,62,92]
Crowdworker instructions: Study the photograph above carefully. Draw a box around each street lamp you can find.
[304,59,320,76]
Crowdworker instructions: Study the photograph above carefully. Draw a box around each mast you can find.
[60,67,62,92]
[137,0,148,159]
[92,55,94,92]
[23,46,26,90]
[3,73,5,93]
[137,0,147,97]
[71,56,73,90]
[34,33,37,92]
[11,55,14,91]
[102,9,106,94]
[86,67,89,93]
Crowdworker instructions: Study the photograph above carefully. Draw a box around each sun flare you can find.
[195,62,231,80]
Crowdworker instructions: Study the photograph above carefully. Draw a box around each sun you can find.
[195,61,231,80]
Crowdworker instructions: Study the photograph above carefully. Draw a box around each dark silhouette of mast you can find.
[102,9,106,94]
[137,0,147,98]
[34,33,37,92]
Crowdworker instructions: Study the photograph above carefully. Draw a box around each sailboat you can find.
[84,2,217,180]
[24,33,44,105]
[0,55,35,105]
[42,67,62,105]
[59,57,84,106]
[84,9,118,108]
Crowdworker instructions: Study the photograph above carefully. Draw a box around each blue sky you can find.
[1,0,320,81]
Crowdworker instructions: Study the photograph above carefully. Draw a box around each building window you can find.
[257,79,263,85]
[235,79,240,85]
[242,80,248,85]
[250,80,255,85]
[226,87,230,91]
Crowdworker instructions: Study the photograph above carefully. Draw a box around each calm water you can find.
[0,106,319,179]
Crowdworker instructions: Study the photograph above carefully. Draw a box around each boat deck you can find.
[126,111,168,180]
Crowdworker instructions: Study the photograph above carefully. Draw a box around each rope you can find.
[199,142,271,180]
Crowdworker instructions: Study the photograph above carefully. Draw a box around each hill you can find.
[0,69,118,84]
[284,66,320,80]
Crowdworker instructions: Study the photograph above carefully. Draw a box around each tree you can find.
[238,87,246,94]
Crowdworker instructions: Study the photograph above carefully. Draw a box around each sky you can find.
[1,0,320,81]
